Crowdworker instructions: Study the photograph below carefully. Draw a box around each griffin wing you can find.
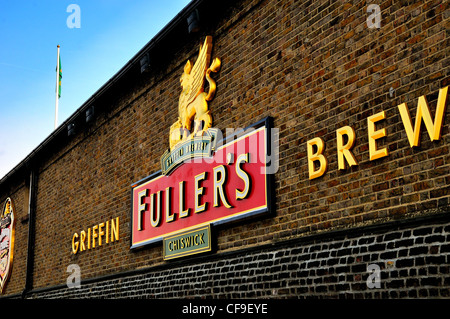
[186,36,213,106]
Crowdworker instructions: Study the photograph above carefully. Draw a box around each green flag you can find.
[58,55,62,98]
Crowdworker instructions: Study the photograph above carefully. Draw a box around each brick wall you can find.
[0,0,448,297]
[27,213,450,299]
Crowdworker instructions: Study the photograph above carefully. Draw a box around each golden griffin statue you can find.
[169,36,221,150]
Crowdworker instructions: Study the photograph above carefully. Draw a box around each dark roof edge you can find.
[0,0,203,187]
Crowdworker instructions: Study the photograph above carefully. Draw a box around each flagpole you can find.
[54,44,60,129]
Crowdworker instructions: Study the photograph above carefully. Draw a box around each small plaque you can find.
[163,225,211,260]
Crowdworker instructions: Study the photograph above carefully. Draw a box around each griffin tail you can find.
[205,58,221,101]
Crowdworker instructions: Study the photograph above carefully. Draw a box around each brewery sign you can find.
[0,198,15,293]
[130,37,274,259]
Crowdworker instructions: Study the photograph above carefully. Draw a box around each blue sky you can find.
[0,0,191,178]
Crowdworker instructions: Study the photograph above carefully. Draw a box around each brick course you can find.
[26,213,450,299]
[0,0,448,298]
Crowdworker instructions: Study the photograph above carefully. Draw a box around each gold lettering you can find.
[87,228,91,250]
[179,181,190,218]
[213,165,233,208]
[336,126,358,170]
[236,153,251,200]
[72,233,79,254]
[307,137,327,179]
[150,191,162,228]
[165,187,175,223]
[80,230,86,252]
[195,172,208,213]
[92,225,98,248]
[137,189,148,231]
[106,220,109,244]
[368,111,389,161]
[111,217,119,242]
[72,217,119,254]
[98,222,105,246]
[398,86,448,148]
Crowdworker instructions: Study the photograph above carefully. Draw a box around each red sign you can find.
[0,198,14,293]
[130,118,273,249]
